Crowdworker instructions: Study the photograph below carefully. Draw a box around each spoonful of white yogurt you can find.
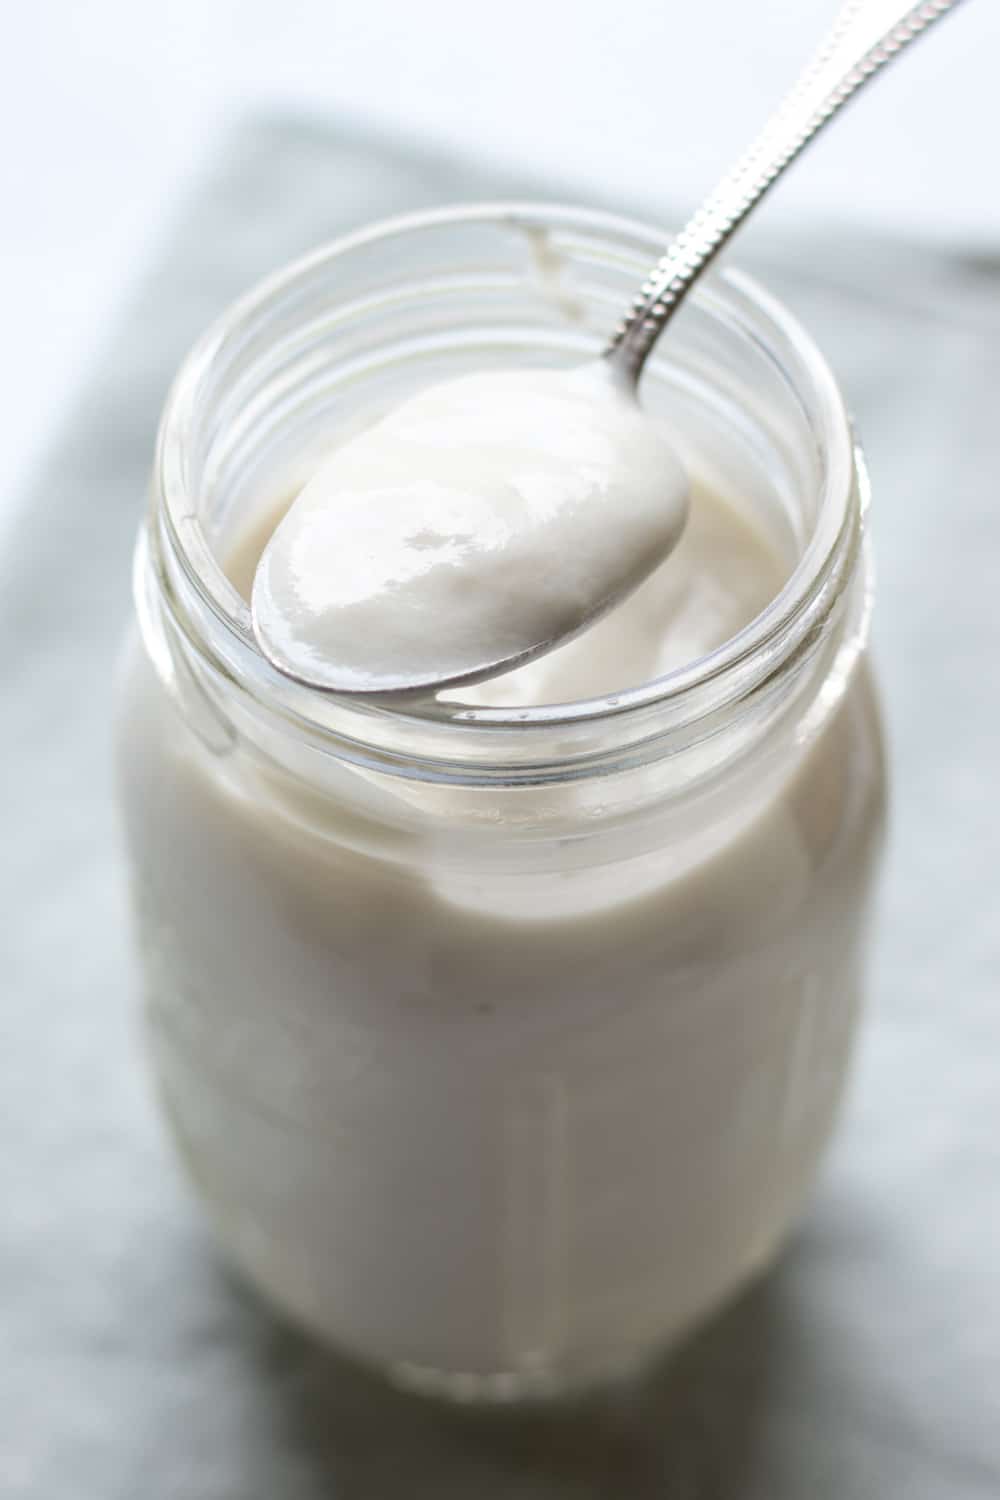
[252,0,964,697]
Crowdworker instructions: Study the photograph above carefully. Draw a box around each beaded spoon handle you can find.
[606,0,967,383]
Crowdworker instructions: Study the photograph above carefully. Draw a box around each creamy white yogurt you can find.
[117,471,885,1387]
[235,469,776,709]
[251,363,689,693]
[115,206,888,1400]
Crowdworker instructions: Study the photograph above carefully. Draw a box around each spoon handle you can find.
[606,0,968,382]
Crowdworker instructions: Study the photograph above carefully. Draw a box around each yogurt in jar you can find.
[118,465,883,1392]
[115,206,886,1398]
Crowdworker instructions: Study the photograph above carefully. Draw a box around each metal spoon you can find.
[605,0,965,384]
[253,0,966,698]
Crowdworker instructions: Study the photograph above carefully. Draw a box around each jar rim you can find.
[154,199,859,756]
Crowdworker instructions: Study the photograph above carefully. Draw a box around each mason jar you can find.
[115,203,886,1400]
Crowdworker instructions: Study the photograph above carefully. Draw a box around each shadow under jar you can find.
[115,203,887,1402]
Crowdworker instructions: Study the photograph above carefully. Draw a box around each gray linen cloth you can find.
[2,115,999,1499]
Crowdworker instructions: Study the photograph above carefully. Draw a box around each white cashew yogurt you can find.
[251,363,689,694]
[117,382,885,1392]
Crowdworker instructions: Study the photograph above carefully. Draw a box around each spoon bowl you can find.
[252,362,689,695]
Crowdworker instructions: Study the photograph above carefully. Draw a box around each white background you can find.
[0,0,993,524]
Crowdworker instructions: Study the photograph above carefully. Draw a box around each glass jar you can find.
[115,203,886,1401]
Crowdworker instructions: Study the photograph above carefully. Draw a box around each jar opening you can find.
[151,202,863,782]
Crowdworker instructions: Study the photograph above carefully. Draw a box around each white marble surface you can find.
[0,0,994,524]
